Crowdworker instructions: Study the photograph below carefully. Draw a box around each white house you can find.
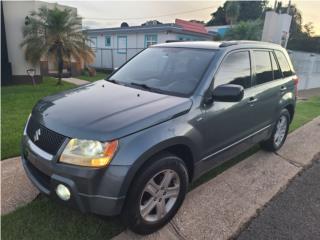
[85,19,213,69]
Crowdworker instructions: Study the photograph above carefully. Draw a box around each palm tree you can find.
[21,5,94,85]
[225,1,240,26]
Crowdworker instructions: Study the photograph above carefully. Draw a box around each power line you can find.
[82,5,215,21]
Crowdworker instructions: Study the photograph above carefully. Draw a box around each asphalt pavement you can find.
[237,155,320,240]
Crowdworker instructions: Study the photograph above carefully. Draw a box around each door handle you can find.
[280,86,287,92]
[248,97,258,105]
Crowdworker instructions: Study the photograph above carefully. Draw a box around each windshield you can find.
[108,47,216,96]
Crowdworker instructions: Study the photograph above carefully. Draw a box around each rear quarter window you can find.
[275,50,293,77]
[270,52,282,79]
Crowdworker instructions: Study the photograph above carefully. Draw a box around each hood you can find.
[32,80,192,141]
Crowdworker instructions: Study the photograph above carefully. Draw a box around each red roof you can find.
[175,19,208,34]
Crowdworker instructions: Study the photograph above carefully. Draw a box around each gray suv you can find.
[21,41,298,234]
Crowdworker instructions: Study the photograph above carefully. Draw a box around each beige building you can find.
[2,1,81,85]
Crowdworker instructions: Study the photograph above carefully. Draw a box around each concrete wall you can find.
[288,50,320,90]
[3,1,41,79]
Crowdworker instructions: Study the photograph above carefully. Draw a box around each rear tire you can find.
[121,152,189,235]
[260,109,290,151]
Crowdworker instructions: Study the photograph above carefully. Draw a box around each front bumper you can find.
[21,134,130,216]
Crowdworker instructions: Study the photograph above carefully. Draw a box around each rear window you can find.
[253,51,273,85]
[275,50,293,77]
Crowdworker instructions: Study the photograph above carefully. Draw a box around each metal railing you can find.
[90,47,145,70]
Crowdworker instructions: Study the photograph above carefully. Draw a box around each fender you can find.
[110,116,203,197]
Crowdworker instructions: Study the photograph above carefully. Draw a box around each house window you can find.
[145,34,157,47]
[117,36,127,54]
[105,36,111,47]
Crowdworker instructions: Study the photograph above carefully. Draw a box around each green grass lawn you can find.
[77,71,108,82]
[289,96,320,132]
[1,95,319,240]
[1,77,75,160]
[1,196,124,240]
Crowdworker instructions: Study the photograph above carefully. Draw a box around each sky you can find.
[52,0,320,35]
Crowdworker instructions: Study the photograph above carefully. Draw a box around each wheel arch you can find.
[118,137,197,201]
[284,103,295,123]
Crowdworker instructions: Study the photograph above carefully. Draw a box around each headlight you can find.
[60,139,118,167]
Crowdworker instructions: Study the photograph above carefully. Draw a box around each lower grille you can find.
[26,116,66,155]
[25,159,51,190]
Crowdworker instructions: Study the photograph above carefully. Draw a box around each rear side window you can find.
[214,51,251,89]
[275,50,293,77]
[253,51,273,85]
[270,52,282,79]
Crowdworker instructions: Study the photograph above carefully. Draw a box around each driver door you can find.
[200,50,259,164]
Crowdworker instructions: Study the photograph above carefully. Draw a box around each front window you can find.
[108,47,216,96]
[214,51,251,89]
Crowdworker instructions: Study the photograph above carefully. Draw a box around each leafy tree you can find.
[206,6,227,26]
[207,1,267,26]
[276,3,303,40]
[225,1,240,25]
[303,22,315,37]
[237,1,267,22]
[21,5,94,85]
[223,20,263,40]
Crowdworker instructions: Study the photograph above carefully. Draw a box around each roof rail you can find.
[165,40,185,43]
[219,41,239,47]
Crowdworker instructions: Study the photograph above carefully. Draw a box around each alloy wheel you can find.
[274,115,287,147]
[139,169,180,222]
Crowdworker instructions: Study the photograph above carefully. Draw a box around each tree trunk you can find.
[57,45,63,85]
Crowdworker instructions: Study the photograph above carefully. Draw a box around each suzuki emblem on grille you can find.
[33,129,41,142]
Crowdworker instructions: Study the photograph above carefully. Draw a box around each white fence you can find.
[90,48,145,70]
[289,50,320,90]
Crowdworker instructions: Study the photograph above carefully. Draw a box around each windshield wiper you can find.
[106,79,119,84]
[130,82,153,90]
[129,82,164,94]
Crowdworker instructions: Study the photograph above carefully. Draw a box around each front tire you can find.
[260,109,290,151]
[121,153,189,235]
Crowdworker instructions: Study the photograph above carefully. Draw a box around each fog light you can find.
[56,184,71,201]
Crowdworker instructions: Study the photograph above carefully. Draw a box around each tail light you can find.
[293,76,299,98]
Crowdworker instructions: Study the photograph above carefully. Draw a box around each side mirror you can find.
[212,84,244,102]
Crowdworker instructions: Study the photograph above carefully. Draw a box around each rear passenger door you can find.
[250,50,285,131]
